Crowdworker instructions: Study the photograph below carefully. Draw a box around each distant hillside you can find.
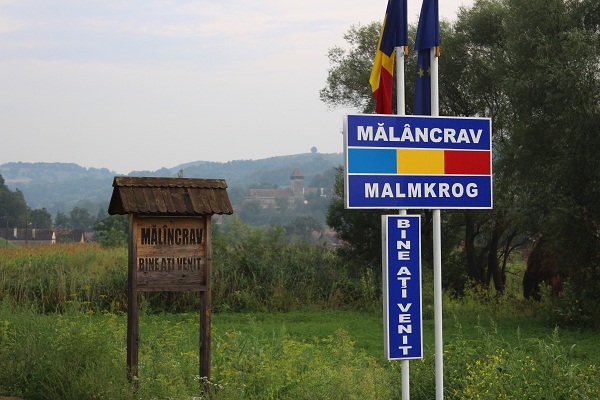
[0,153,343,216]
[130,153,343,187]
[0,162,116,214]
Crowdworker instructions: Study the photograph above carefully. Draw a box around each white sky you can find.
[0,0,473,174]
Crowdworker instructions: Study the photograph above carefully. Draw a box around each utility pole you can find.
[3,216,9,248]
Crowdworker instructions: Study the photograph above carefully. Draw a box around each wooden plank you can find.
[127,213,214,392]
[142,187,158,213]
[154,187,168,213]
[136,285,208,292]
[161,188,177,214]
[200,290,211,382]
[132,187,148,213]
[127,215,139,385]
[134,216,208,291]
[169,188,187,214]
[200,216,212,383]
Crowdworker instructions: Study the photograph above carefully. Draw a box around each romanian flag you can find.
[369,0,408,114]
[348,148,490,176]
[413,0,440,116]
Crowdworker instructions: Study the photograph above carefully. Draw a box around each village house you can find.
[0,228,86,246]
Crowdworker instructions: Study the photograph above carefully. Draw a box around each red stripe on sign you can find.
[444,150,490,175]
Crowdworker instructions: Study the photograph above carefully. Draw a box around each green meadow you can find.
[1,244,599,399]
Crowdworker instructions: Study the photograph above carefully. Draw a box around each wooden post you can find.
[200,216,212,384]
[127,215,139,385]
[109,177,232,395]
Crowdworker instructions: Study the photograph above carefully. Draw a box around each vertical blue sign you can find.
[382,215,423,360]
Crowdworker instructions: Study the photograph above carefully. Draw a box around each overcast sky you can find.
[0,0,474,174]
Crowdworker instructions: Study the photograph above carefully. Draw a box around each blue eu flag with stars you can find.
[413,0,440,116]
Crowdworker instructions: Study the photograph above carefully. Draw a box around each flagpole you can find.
[396,47,406,116]
[430,45,443,400]
[395,44,411,400]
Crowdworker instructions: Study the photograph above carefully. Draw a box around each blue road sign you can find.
[382,215,423,360]
[345,114,493,209]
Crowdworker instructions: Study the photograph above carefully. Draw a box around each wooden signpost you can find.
[108,177,233,387]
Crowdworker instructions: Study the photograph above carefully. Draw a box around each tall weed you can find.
[0,244,127,312]
[0,303,130,399]
[0,234,369,313]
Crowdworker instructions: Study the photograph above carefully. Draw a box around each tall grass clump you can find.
[211,218,377,312]
[208,327,393,400]
[0,243,127,312]
[400,317,600,399]
[0,303,131,399]
[0,221,381,313]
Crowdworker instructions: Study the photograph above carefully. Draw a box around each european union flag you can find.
[414,51,432,115]
[413,0,439,116]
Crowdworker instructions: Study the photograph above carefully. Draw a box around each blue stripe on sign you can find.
[346,174,493,209]
[348,148,397,173]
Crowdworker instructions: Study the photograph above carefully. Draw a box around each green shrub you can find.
[0,304,130,399]
[537,262,600,329]
[209,328,393,400]
[441,320,599,399]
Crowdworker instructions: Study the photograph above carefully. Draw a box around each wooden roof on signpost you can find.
[108,177,234,216]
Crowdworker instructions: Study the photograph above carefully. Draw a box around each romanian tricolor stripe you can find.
[348,148,490,175]
[369,0,408,114]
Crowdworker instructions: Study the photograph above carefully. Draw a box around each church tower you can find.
[290,168,305,198]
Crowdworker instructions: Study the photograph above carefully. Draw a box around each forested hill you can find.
[0,153,343,215]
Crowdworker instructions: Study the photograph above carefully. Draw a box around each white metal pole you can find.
[431,47,439,117]
[433,209,443,399]
[430,46,443,400]
[396,48,406,116]
[402,359,410,400]
[396,46,410,400]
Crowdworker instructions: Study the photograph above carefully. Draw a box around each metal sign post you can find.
[344,113,492,399]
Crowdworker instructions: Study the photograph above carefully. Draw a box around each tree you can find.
[93,215,128,247]
[442,0,524,293]
[0,175,29,225]
[285,215,323,241]
[237,200,263,226]
[320,23,381,113]
[54,211,69,228]
[503,0,600,245]
[500,0,600,319]
[29,208,52,229]
[326,167,394,279]
[69,207,96,230]
[320,0,599,296]
[214,214,250,247]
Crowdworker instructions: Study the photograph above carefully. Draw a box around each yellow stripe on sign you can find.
[396,149,445,174]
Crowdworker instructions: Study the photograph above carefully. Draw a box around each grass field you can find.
[1,244,599,399]
[1,305,599,399]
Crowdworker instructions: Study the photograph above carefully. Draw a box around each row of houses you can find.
[0,228,87,246]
